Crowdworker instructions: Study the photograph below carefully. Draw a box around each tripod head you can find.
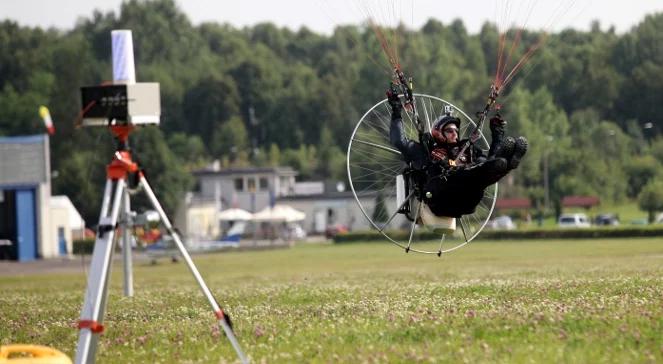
[77,30,158,187]
[79,30,161,129]
[80,83,160,127]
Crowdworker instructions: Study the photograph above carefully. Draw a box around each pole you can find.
[543,149,549,212]
[543,136,553,212]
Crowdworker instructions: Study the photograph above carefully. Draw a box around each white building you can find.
[49,195,86,256]
[194,166,298,213]
[174,194,220,242]
[182,164,393,237]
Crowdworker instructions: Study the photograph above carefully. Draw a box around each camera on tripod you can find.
[79,30,161,126]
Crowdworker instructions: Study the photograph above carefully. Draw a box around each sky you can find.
[0,0,661,34]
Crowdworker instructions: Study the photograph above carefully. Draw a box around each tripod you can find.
[74,126,248,364]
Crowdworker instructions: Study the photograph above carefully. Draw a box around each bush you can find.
[334,226,663,243]
[73,238,95,255]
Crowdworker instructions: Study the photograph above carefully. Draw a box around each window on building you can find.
[248,177,256,192]
[259,177,268,190]
[328,208,336,224]
[234,178,244,192]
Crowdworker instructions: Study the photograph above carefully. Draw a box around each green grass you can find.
[2,238,663,363]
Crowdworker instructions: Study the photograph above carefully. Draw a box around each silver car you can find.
[558,213,591,228]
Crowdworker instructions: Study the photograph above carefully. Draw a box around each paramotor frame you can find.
[346,93,498,255]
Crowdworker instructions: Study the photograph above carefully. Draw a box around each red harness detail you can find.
[431,147,448,161]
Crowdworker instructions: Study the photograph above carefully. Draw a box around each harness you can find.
[399,135,479,221]
[391,68,489,220]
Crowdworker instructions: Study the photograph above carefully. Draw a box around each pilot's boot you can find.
[494,136,515,159]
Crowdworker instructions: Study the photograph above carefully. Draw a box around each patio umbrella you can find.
[252,204,305,222]
[276,205,306,222]
[218,208,253,221]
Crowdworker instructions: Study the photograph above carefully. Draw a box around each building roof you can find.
[278,191,355,201]
[278,190,384,201]
[294,181,325,195]
[0,134,49,186]
[194,166,297,177]
[0,135,47,144]
[562,195,600,208]
[495,198,531,209]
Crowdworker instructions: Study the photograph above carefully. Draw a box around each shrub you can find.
[73,238,95,255]
[334,226,663,243]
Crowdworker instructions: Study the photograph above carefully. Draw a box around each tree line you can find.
[1,0,662,224]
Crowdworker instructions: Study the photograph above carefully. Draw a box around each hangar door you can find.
[0,188,38,261]
[16,189,38,261]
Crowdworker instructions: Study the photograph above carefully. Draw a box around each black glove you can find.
[489,114,506,134]
[386,83,402,114]
[490,114,506,127]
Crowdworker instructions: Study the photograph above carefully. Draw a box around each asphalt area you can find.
[0,255,105,276]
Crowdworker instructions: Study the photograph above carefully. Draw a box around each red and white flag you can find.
[39,105,55,135]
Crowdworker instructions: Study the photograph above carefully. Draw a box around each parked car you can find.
[656,213,663,224]
[487,215,516,230]
[594,213,619,226]
[558,213,591,228]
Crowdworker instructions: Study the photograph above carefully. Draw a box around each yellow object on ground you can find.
[0,345,72,364]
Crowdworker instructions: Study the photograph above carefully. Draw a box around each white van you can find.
[558,213,591,228]
[656,213,663,224]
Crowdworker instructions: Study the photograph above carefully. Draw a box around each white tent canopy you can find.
[252,204,306,222]
[218,208,253,221]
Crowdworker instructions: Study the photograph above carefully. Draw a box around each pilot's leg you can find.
[461,157,509,187]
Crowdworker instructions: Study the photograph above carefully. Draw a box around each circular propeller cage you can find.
[346,94,497,255]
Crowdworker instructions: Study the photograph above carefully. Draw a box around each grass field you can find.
[1,238,662,363]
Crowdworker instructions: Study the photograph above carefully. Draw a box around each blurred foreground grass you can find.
[1,238,662,363]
